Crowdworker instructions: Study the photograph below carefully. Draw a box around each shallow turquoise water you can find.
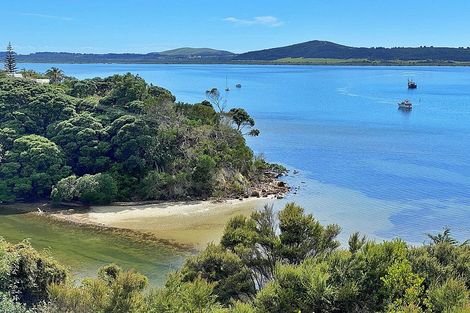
[19,64,470,243]
[0,208,186,285]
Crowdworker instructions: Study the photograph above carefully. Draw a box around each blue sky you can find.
[2,0,470,54]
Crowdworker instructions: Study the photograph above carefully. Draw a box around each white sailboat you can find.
[225,76,230,92]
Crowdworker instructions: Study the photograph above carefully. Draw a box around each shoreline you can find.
[17,61,470,67]
[47,196,278,250]
[1,168,288,251]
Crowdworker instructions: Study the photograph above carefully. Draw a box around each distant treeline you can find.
[0,49,235,64]
[4,40,470,64]
[235,40,470,62]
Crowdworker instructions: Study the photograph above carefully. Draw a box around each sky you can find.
[2,0,470,54]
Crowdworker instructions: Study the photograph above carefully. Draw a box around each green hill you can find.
[235,40,470,62]
[159,47,234,57]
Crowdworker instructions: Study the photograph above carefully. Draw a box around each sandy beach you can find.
[51,197,276,249]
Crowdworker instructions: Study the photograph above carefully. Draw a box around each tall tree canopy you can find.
[0,73,273,203]
[3,42,16,74]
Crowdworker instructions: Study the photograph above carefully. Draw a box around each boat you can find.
[408,79,417,89]
[398,100,412,109]
[236,83,242,88]
[225,76,230,91]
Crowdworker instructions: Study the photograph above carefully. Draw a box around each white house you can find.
[7,73,24,78]
[6,72,50,84]
[33,78,50,84]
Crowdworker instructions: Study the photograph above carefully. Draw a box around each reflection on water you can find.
[398,107,412,114]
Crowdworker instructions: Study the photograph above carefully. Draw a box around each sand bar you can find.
[52,197,276,249]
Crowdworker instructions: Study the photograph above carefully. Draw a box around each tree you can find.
[254,261,334,313]
[205,88,226,113]
[50,175,78,202]
[381,258,425,310]
[349,232,367,254]
[278,203,341,264]
[0,239,67,306]
[45,67,65,84]
[144,274,222,313]
[70,79,98,98]
[0,135,71,201]
[222,215,271,288]
[4,42,16,74]
[191,154,216,196]
[181,244,256,304]
[140,171,189,200]
[426,278,469,312]
[100,73,148,108]
[426,227,468,246]
[75,173,118,204]
[51,173,118,205]
[108,115,153,178]
[228,108,260,137]
[48,113,111,175]
[48,264,148,313]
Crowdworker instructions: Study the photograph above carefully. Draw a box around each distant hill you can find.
[235,40,470,62]
[3,41,470,65]
[159,47,234,58]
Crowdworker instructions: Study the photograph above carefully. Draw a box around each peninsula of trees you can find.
[4,40,470,65]
[0,70,285,204]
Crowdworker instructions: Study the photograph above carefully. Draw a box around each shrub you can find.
[75,173,118,204]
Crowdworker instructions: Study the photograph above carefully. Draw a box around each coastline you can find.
[17,60,470,66]
[48,196,277,250]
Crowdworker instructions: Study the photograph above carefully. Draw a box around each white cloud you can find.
[223,16,283,27]
[20,13,75,21]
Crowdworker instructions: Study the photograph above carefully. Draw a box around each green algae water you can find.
[0,207,186,285]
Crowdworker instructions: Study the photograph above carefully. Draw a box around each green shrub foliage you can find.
[1,203,469,312]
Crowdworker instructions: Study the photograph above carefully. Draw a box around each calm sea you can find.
[21,63,470,244]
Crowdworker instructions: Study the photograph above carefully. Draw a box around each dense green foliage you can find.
[0,203,468,312]
[0,239,67,306]
[0,73,267,204]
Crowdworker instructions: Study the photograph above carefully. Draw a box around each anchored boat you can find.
[225,76,230,92]
[408,79,417,89]
[398,100,412,109]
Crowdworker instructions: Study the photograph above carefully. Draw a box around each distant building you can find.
[7,73,24,79]
[6,72,50,84]
[33,78,50,84]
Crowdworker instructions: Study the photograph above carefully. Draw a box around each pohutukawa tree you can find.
[4,42,16,74]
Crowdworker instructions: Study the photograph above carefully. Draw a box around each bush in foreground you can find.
[1,203,469,312]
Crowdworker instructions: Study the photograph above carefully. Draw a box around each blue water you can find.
[21,64,470,243]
